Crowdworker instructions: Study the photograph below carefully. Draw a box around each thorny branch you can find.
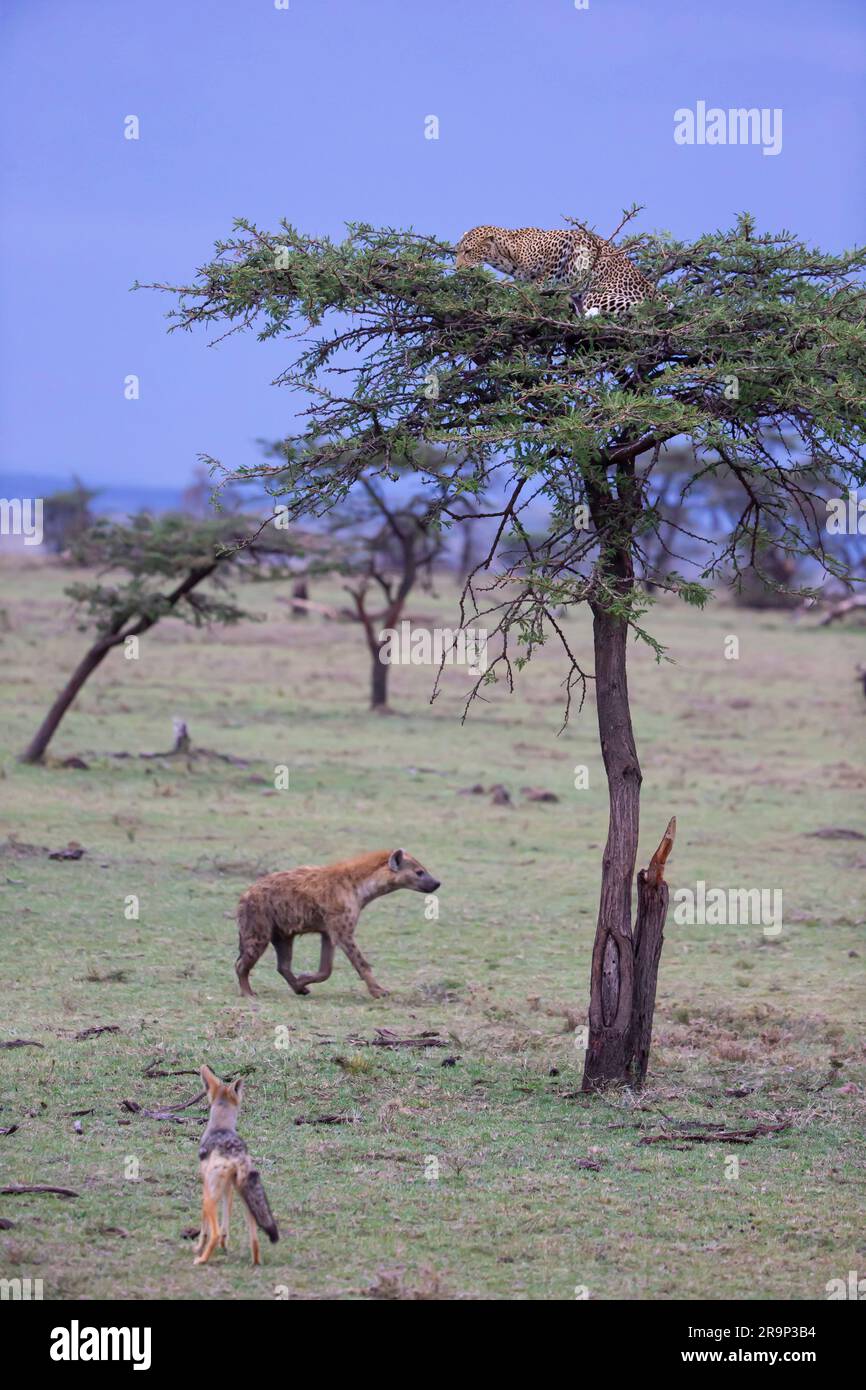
[143,216,866,718]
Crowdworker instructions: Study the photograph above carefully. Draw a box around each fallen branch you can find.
[120,1100,197,1124]
[121,1068,253,1122]
[138,719,248,765]
[639,1120,792,1146]
[818,594,866,626]
[121,1087,208,1122]
[142,1059,201,1079]
[1,1184,79,1198]
[294,1113,361,1126]
[74,1025,120,1041]
[369,1029,447,1049]
[0,1039,44,1050]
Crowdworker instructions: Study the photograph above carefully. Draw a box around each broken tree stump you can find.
[582,816,676,1093]
[630,816,676,1089]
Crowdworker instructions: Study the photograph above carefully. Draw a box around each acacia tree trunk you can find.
[580,459,676,1090]
[582,606,642,1088]
[19,639,116,765]
[345,586,404,714]
[581,601,675,1089]
[370,639,390,710]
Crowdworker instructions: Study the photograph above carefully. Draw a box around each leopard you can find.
[454,224,658,317]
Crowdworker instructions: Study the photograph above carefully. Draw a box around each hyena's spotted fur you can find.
[235,848,441,1000]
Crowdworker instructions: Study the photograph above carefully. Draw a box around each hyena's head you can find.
[387,848,441,894]
[200,1065,244,1121]
[455,225,508,272]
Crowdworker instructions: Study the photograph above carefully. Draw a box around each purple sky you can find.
[1,0,864,488]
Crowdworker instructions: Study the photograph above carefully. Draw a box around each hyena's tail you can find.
[239,1170,279,1243]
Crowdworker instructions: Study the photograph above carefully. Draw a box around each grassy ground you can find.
[0,556,863,1300]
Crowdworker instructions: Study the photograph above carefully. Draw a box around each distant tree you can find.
[338,471,447,711]
[150,213,866,1089]
[43,477,98,553]
[20,512,337,764]
[258,439,479,707]
[640,438,865,606]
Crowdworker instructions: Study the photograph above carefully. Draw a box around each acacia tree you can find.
[149,214,866,1088]
[339,473,447,712]
[20,512,336,764]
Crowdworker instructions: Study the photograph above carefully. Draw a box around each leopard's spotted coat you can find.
[455,224,657,317]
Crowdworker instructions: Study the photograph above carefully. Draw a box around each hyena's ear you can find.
[388,848,405,872]
[229,1078,244,1102]
[200,1064,220,1098]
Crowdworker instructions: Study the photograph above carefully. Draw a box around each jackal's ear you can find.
[229,1078,244,1102]
[200,1064,220,1097]
[388,848,405,872]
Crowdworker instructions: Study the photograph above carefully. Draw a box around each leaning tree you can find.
[20,511,341,764]
[147,213,866,1089]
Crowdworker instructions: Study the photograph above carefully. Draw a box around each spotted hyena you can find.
[235,848,441,1000]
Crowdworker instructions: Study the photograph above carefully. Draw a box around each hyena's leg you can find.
[295,934,335,990]
[273,933,309,996]
[219,1185,234,1249]
[245,1203,261,1267]
[339,935,388,999]
[236,932,269,998]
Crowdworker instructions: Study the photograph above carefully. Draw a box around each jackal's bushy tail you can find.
[240,1169,279,1243]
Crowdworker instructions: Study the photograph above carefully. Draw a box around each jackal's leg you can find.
[194,1197,208,1256]
[295,934,334,990]
[219,1185,234,1248]
[273,934,309,995]
[245,1203,261,1266]
[339,936,388,998]
[194,1189,222,1265]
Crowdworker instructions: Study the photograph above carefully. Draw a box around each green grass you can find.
[0,557,864,1299]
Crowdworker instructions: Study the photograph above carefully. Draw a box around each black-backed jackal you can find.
[194,1065,278,1266]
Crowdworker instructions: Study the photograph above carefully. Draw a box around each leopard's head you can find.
[455,225,509,271]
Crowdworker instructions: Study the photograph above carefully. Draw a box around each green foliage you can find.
[64,511,332,640]
[144,217,866,693]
